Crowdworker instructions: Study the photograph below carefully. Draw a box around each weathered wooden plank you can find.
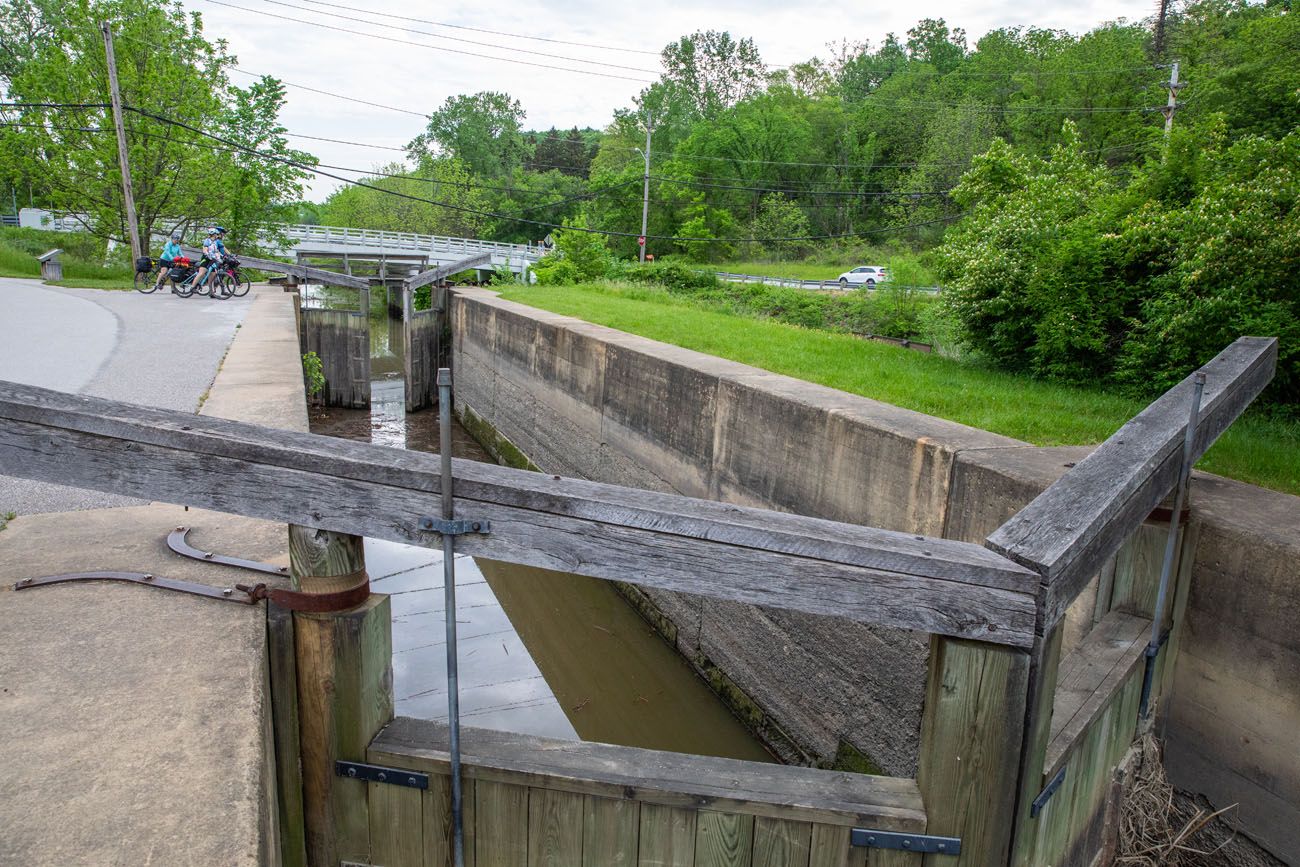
[182,245,370,289]
[0,381,1038,646]
[694,811,754,867]
[640,804,697,867]
[266,602,307,867]
[583,795,639,867]
[477,780,529,867]
[1009,627,1064,867]
[371,717,927,832]
[370,777,424,867]
[918,637,1030,867]
[296,592,392,865]
[753,817,811,867]
[528,788,584,866]
[1043,612,1149,780]
[866,849,923,867]
[422,773,476,867]
[987,337,1276,629]
[406,252,492,292]
[808,824,849,867]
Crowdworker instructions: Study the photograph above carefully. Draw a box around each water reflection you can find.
[306,287,771,760]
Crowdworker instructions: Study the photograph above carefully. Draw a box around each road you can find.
[0,277,253,514]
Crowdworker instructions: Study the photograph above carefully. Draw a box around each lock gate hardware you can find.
[850,828,961,855]
[336,760,429,790]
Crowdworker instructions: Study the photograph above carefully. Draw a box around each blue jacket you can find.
[160,241,182,261]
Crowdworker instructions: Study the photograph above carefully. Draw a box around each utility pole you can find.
[1161,61,1182,139]
[639,111,653,263]
[101,20,142,262]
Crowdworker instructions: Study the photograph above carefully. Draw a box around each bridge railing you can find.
[283,223,542,259]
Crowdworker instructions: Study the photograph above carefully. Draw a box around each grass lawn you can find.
[496,282,1299,496]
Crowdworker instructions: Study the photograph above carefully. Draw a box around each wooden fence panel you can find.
[695,811,755,867]
[302,307,370,408]
[639,804,697,867]
[584,795,639,867]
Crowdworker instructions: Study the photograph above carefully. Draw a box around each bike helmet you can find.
[214,226,226,235]
[207,227,218,235]
[170,231,182,240]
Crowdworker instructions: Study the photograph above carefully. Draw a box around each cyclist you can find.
[154,230,184,291]
[192,227,227,296]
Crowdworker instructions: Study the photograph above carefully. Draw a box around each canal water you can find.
[306,286,771,762]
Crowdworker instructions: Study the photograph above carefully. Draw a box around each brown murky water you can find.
[308,295,771,761]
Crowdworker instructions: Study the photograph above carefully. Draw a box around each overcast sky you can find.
[185,0,1158,201]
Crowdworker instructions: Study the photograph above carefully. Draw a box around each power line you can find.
[251,0,661,74]
[229,66,430,118]
[293,0,662,56]
[198,0,655,83]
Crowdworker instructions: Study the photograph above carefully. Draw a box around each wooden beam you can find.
[0,381,1039,645]
[181,245,369,290]
[986,337,1276,629]
[405,252,493,292]
[370,717,927,832]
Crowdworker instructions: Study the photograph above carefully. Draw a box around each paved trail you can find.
[0,278,252,514]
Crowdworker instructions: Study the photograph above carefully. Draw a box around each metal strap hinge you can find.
[418,516,490,535]
[1031,766,1068,817]
[850,829,961,855]
[336,760,428,790]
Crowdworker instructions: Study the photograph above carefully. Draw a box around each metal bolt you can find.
[377,772,387,782]
[222,588,232,596]
[866,836,875,845]
[19,578,32,586]
[203,552,213,559]
[938,843,947,852]
[176,526,185,532]
[408,777,417,786]
[471,523,480,532]
[902,840,911,848]
[143,574,154,581]
[347,767,357,778]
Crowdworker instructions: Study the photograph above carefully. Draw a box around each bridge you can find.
[279,224,544,281]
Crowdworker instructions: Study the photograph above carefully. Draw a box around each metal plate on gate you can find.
[850,828,961,855]
[336,760,429,790]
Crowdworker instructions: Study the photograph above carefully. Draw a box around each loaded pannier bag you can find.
[169,256,194,282]
[135,256,154,273]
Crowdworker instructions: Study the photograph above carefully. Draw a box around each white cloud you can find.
[189,0,1156,200]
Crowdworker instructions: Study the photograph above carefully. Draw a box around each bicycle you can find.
[219,257,251,298]
[175,258,230,299]
[134,257,167,294]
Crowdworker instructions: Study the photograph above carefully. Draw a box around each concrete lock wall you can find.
[449,288,1300,859]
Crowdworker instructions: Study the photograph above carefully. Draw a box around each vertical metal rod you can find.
[639,111,652,263]
[437,367,465,867]
[1139,370,1206,720]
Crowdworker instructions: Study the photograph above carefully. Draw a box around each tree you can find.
[408,91,526,179]
[0,0,310,251]
[749,194,812,258]
[318,159,488,239]
[659,31,766,119]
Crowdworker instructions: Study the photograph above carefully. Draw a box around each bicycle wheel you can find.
[230,273,251,297]
[134,270,158,294]
[174,276,196,298]
[209,274,232,299]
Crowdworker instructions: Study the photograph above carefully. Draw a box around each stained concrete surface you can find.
[0,503,292,867]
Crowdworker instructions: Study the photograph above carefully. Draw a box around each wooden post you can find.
[289,525,393,866]
[917,636,1031,866]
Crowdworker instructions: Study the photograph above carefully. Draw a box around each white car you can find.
[837,266,888,287]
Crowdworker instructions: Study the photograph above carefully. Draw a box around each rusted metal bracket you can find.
[850,828,961,855]
[167,526,290,576]
[236,579,371,613]
[12,571,259,604]
[336,760,428,790]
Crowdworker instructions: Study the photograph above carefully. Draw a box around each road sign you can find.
[637,236,646,246]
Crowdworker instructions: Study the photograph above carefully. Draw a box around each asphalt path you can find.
[0,278,253,514]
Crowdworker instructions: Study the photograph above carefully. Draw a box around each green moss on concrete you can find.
[613,582,678,646]
[458,404,541,472]
[693,651,814,766]
[830,739,887,776]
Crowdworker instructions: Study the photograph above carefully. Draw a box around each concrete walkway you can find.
[0,277,252,514]
[0,286,301,866]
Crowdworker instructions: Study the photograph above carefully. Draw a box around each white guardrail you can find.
[715,271,942,293]
[282,224,543,259]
